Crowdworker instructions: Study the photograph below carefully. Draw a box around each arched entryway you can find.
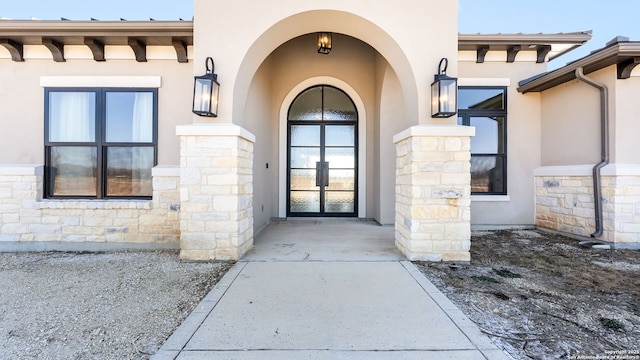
[286,85,358,216]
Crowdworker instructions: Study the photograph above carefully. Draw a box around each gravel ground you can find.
[0,251,232,360]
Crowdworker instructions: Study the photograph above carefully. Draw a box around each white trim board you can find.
[534,164,640,177]
[458,78,511,87]
[40,76,162,88]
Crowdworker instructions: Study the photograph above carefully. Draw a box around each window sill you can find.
[37,199,152,210]
[471,195,510,202]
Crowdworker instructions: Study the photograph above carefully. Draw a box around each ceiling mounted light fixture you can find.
[317,32,332,54]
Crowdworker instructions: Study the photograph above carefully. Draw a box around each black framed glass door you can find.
[287,86,357,217]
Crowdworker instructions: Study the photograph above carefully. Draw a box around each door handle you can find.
[315,162,322,187]
[323,162,329,187]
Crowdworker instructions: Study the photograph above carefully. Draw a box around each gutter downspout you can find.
[574,67,609,238]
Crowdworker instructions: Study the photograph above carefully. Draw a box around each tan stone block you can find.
[432,241,452,251]
[408,240,433,253]
[180,249,211,261]
[442,252,471,262]
[441,173,470,185]
[444,138,462,152]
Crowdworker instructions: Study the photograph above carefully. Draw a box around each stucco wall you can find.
[614,71,640,164]
[375,58,407,225]
[243,58,276,232]
[458,60,545,225]
[0,52,192,166]
[540,72,604,166]
[193,0,458,127]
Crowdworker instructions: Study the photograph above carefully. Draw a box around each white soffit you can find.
[40,76,162,88]
[458,78,511,87]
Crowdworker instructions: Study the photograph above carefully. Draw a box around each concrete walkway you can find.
[153,219,509,360]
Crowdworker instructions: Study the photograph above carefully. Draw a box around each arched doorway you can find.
[286,85,358,216]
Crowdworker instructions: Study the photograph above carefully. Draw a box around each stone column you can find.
[177,124,255,261]
[393,125,475,262]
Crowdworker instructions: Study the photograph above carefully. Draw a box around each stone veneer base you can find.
[394,125,475,262]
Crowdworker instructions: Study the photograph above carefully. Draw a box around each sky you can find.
[1,0,639,68]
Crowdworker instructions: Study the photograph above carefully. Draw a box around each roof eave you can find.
[517,43,640,93]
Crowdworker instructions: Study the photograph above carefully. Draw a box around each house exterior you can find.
[0,0,639,261]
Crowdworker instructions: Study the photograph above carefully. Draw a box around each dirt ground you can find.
[0,251,232,360]
[416,229,640,360]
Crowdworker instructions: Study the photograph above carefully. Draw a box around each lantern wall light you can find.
[192,56,220,117]
[317,32,332,54]
[431,57,458,118]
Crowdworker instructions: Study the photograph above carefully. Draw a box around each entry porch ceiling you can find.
[0,20,193,62]
[458,31,592,63]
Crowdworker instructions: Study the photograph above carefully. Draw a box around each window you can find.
[45,88,157,199]
[458,87,507,195]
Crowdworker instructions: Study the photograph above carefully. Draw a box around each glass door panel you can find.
[287,86,357,216]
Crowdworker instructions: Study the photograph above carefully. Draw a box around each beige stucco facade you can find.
[0,0,638,258]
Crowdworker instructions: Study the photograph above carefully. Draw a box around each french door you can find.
[287,85,357,217]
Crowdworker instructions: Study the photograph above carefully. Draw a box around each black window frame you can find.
[44,87,158,200]
[458,86,507,195]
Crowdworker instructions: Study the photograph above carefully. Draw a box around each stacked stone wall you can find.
[178,125,254,261]
[394,126,473,261]
[0,165,180,245]
[535,166,640,248]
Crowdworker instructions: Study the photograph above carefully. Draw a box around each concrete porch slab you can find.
[244,218,403,262]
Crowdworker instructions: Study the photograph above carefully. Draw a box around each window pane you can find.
[325,191,355,213]
[290,191,320,212]
[290,125,320,146]
[323,87,357,120]
[49,146,97,196]
[106,147,154,197]
[290,147,320,169]
[289,87,322,121]
[471,156,505,194]
[49,92,96,142]
[470,116,504,154]
[459,88,505,110]
[325,148,355,169]
[290,170,318,191]
[106,92,154,143]
[325,125,355,146]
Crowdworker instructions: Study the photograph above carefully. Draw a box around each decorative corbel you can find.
[172,39,188,63]
[0,38,24,62]
[42,38,65,62]
[476,45,489,63]
[128,38,147,62]
[617,57,640,79]
[84,37,105,62]
[536,45,552,63]
[506,45,521,63]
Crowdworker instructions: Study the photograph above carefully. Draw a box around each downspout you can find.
[574,67,609,238]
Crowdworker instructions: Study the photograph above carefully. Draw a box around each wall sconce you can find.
[431,57,458,118]
[317,32,332,54]
[192,56,220,117]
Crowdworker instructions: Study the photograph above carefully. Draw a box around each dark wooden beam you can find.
[536,45,552,63]
[84,37,105,61]
[42,38,65,62]
[617,57,640,79]
[506,45,521,63]
[476,45,489,63]
[0,38,24,61]
[128,38,147,62]
[172,39,188,63]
